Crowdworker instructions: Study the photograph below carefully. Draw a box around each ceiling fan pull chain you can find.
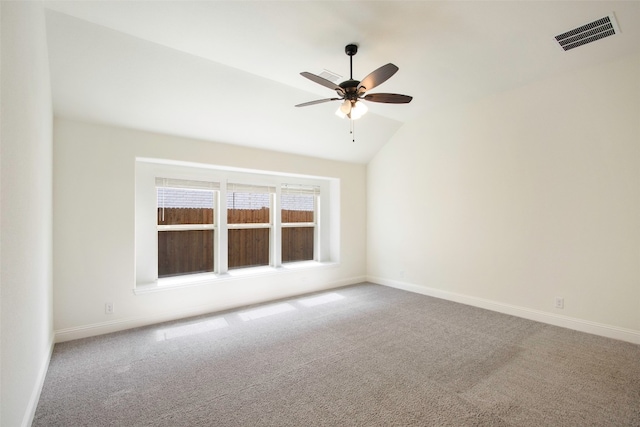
[351,119,355,143]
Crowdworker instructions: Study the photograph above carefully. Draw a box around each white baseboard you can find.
[368,276,640,345]
[22,335,55,427]
[55,275,366,343]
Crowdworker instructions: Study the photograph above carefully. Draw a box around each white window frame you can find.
[281,184,320,263]
[135,158,339,292]
[156,179,218,276]
[226,183,275,270]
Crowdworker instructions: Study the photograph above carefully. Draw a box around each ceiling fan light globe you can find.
[339,100,351,115]
[350,100,368,120]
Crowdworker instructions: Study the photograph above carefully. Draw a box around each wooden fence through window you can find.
[157,208,314,277]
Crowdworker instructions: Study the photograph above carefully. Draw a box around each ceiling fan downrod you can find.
[345,44,358,80]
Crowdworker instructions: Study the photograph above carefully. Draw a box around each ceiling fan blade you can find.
[357,63,399,92]
[363,93,413,104]
[295,98,341,107]
[300,72,345,95]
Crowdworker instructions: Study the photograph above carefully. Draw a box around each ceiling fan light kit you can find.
[335,99,368,120]
[296,43,413,123]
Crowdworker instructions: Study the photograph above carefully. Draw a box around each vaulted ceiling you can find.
[44,1,640,163]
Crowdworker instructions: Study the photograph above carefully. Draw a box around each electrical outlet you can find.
[555,297,564,309]
[105,302,114,314]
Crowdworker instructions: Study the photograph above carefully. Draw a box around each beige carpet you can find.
[34,283,640,426]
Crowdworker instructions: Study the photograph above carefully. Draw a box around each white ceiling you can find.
[43,1,640,163]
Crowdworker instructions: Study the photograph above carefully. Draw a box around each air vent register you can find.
[555,13,621,51]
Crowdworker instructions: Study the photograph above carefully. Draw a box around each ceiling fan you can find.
[295,44,413,120]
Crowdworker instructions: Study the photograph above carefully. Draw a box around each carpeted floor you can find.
[34,283,640,426]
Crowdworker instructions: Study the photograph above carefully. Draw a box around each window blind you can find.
[227,183,276,194]
[281,184,320,196]
[155,177,220,191]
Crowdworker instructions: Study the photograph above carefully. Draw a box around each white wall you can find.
[1,2,54,426]
[367,53,640,343]
[53,119,366,341]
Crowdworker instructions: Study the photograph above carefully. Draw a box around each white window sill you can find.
[134,261,339,295]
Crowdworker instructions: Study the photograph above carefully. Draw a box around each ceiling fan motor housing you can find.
[338,79,360,100]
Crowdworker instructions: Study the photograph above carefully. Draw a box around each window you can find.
[135,159,339,289]
[227,184,274,269]
[281,185,318,263]
[156,178,218,277]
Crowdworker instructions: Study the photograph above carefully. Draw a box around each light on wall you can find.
[334,99,368,120]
